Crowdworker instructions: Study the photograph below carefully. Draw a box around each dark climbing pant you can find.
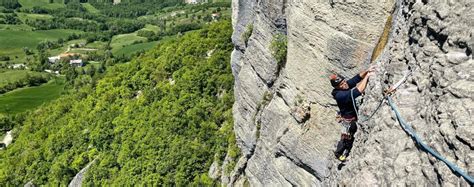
[334,120,358,158]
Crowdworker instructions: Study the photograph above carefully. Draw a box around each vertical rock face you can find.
[229,0,473,185]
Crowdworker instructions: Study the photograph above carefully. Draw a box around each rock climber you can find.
[329,66,375,162]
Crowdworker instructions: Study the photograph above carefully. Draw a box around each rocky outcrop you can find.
[68,159,96,187]
[228,0,473,185]
[0,131,13,149]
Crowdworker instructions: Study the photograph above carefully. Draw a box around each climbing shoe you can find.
[338,155,347,162]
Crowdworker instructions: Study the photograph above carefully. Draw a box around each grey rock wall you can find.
[228,0,473,185]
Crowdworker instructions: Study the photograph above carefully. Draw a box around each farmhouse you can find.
[48,53,81,64]
[44,69,60,75]
[9,64,26,69]
[212,13,220,21]
[185,0,207,4]
[60,53,80,58]
[69,59,84,67]
[48,56,60,63]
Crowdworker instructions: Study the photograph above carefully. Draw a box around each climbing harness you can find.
[339,117,356,140]
[347,71,474,184]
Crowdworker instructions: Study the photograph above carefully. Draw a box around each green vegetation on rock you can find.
[242,23,253,46]
[270,33,287,67]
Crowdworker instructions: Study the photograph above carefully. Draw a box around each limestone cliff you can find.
[227,0,473,185]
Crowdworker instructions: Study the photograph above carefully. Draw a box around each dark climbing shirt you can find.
[331,74,363,118]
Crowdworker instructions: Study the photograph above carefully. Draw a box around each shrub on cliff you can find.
[270,33,287,67]
[242,23,253,46]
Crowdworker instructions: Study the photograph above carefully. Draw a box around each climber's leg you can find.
[335,139,345,158]
[335,120,352,160]
[344,121,358,156]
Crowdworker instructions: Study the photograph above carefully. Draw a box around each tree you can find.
[87,65,96,77]
[23,47,34,55]
[0,0,21,9]
[137,30,155,39]
[65,66,78,83]
[4,14,21,24]
[0,114,14,131]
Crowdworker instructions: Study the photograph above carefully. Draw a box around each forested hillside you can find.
[0,0,230,66]
[0,20,237,185]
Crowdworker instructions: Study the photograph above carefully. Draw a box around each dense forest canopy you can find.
[0,20,237,185]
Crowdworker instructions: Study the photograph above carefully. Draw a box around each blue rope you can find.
[387,96,474,185]
[350,89,473,183]
[350,88,359,119]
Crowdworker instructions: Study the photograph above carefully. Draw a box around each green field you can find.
[78,61,101,73]
[140,24,159,33]
[0,24,33,31]
[110,33,147,53]
[16,13,53,22]
[138,5,231,30]
[0,70,45,87]
[0,29,82,57]
[18,0,65,9]
[0,77,65,114]
[85,41,106,49]
[48,38,88,56]
[81,3,99,14]
[114,41,159,57]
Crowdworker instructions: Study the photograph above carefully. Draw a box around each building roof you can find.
[60,53,80,58]
[70,59,83,64]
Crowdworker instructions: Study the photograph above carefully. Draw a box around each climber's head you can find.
[330,74,348,89]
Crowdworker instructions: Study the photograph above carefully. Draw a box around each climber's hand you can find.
[367,71,376,77]
[384,88,396,96]
[367,65,376,72]
[361,65,377,78]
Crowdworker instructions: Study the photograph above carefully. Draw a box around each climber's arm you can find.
[356,72,375,93]
[359,65,376,78]
[347,74,362,88]
[335,89,362,103]
[347,65,376,88]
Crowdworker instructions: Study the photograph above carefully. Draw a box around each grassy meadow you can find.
[16,12,53,22]
[0,70,45,87]
[81,3,100,14]
[0,24,33,31]
[110,32,147,54]
[18,0,65,9]
[114,41,159,57]
[0,29,82,59]
[0,77,65,114]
